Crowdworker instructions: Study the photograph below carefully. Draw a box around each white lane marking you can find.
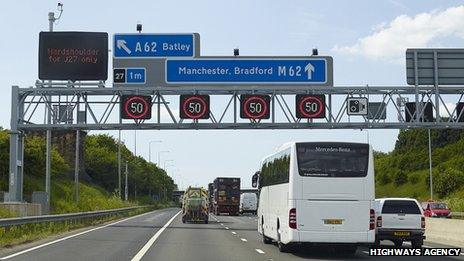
[143,213,164,222]
[255,249,265,254]
[404,242,434,248]
[248,217,252,219]
[362,251,369,254]
[220,223,224,226]
[225,227,229,230]
[231,231,236,235]
[0,210,159,260]
[131,210,181,261]
[241,238,248,242]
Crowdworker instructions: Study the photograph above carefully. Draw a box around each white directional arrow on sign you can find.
[117,40,131,54]
[305,63,315,80]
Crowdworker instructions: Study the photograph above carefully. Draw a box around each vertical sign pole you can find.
[8,86,21,202]
[45,12,54,201]
[328,94,332,123]
[413,51,420,123]
[271,93,275,123]
[233,92,237,124]
[428,129,433,200]
[75,130,80,203]
[118,130,121,198]
[433,51,440,122]
[125,161,128,201]
[427,51,440,201]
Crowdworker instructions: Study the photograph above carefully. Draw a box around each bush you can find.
[394,171,408,186]
[378,173,391,185]
[433,168,464,197]
[408,173,420,184]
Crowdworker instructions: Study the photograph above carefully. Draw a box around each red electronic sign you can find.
[296,95,326,118]
[120,95,152,119]
[240,95,270,119]
[180,95,210,119]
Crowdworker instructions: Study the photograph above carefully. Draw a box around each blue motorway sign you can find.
[114,34,195,58]
[165,58,331,85]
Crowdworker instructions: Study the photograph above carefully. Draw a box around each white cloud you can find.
[333,6,464,61]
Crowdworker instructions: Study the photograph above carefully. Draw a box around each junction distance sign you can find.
[166,57,332,85]
[120,95,152,119]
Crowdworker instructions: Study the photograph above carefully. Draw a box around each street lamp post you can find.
[148,140,162,163]
[158,151,170,167]
[164,160,174,170]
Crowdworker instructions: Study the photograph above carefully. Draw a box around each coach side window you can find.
[260,149,290,187]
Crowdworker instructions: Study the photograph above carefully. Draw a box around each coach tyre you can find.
[411,238,423,248]
[393,239,403,248]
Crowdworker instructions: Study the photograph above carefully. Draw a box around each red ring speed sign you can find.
[298,96,325,118]
[121,95,152,119]
[182,96,208,119]
[241,95,270,119]
[296,95,325,118]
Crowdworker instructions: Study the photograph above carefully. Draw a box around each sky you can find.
[1,0,464,190]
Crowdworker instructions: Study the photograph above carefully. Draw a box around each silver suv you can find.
[373,198,425,248]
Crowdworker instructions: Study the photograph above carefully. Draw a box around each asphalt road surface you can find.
[1,208,463,261]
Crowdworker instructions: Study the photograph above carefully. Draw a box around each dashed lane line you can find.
[231,231,236,235]
[241,238,248,242]
[255,249,265,254]
[225,227,229,230]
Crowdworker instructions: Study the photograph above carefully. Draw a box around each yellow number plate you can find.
[324,219,343,225]
[393,231,410,236]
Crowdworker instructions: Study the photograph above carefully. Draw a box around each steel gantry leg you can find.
[8,86,24,202]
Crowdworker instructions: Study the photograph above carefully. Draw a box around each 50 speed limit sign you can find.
[295,94,325,118]
[240,95,270,119]
[180,95,210,119]
[120,95,152,119]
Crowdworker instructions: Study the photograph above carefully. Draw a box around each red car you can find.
[421,201,452,218]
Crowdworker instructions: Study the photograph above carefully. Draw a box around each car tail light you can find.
[421,217,425,229]
[376,216,382,228]
[289,208,297,229]
[370,209,375,230]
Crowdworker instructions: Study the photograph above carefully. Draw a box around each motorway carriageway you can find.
[0,208,463,261]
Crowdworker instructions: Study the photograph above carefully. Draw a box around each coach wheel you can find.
[411,239,423,249]
[393,239,403,248]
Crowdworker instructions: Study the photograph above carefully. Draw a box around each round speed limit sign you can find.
[120,95,152,119]
[180,95,210,119]
[240,95,270,119]
[296,94,325,118]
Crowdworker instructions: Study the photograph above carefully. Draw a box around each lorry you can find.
[181,187,209,224]
[212,177,241,216]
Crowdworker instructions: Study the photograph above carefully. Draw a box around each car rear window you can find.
[382,200,421,214]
